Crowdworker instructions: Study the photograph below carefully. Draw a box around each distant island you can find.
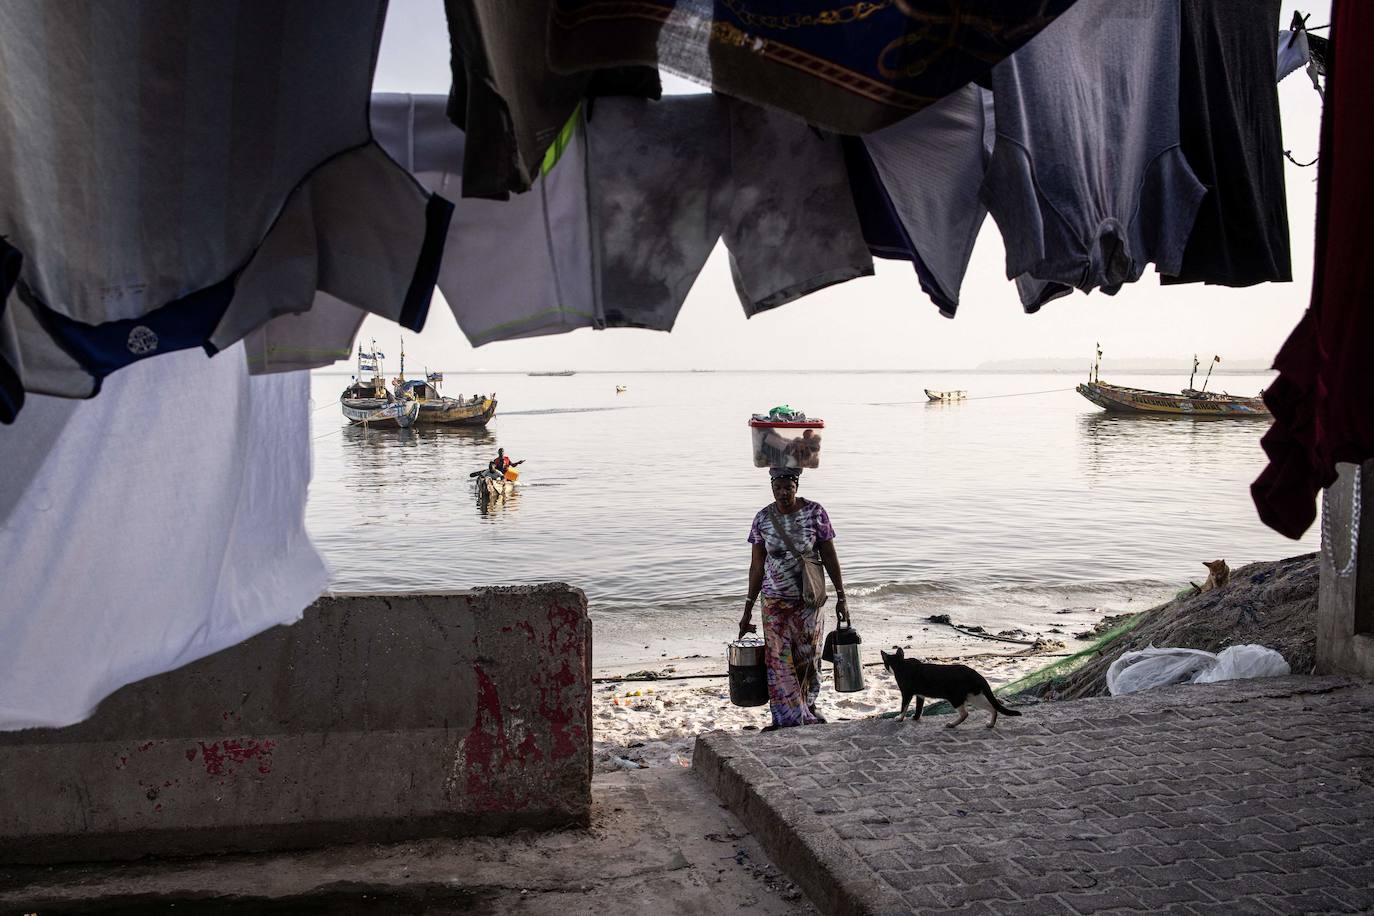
[975,357,1275,375]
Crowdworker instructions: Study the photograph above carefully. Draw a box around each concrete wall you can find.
[0,586,592,864]
[1317,461,1374,678]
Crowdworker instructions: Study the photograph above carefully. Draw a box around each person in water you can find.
[739,466,849,728]
[493,447,525,472]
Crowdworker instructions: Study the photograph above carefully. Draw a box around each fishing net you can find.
[996,612,1149,698]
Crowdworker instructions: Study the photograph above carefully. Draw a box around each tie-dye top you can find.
[748,499,836,599]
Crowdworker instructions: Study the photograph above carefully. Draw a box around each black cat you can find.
[880,646,1023,729]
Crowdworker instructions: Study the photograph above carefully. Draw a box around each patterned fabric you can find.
[748,498,835,600]
[762,596,823,727]
[548,0,1079,136]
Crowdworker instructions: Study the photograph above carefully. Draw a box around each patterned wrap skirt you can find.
[761,596,823,727]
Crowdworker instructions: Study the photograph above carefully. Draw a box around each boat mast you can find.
[1200,355,1220,393]
[1092,343,1102,383]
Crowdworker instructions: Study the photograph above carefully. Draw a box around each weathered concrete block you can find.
[0,586,592,864]
[1318,460,1374,678]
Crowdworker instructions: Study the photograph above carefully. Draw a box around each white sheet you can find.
[0,343,328,730]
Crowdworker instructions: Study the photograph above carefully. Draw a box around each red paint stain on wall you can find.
[462,667,522,809]
[195,738,277,777]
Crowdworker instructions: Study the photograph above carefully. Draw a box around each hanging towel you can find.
[0,344,328,730]
[980,0,1206,311]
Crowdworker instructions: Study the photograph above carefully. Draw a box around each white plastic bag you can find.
[1193,645,1291,684]
[1107,647,1216,696]
[1106,644,1290,696]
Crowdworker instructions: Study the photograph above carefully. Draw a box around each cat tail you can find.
[985,687,1022,716]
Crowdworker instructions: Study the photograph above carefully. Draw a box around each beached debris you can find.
[1021,553,1317,701]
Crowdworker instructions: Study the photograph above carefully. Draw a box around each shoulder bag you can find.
[767,504,828,610]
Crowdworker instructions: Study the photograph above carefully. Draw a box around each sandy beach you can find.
[591,602,1153,773]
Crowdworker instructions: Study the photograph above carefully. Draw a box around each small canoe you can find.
[1076,381,1269,416]
[340,396,420,428]
[615,385,627,393]
[925,389,967,402]
[475,474,515,502]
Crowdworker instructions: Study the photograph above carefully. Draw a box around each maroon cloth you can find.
[1252,0,1374,539]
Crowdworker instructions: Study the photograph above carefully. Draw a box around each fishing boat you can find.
[340,395,420,428]
[386,341,497,426]
[615,385,627,393]
[1075,351,1270,417]
[394,377,496,425]
[925,389,967,402]
[340,342,420,428]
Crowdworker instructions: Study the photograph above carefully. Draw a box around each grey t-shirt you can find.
[980,0,1207,311]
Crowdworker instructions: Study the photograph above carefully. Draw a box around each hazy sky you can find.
[360,0,1330,372]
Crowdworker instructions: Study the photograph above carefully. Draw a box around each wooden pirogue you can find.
[924,389,967,402]
[340,340,420,428]
[1075,381,1269,416]
[1075,351,1268,417]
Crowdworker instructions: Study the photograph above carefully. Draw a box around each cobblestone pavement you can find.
[694,676,1374,915]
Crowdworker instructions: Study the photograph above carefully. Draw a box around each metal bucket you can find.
[727,637,768,707]
[832,640,864,693]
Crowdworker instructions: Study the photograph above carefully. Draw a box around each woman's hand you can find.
[835,594,850,626]
[738,600,758,640]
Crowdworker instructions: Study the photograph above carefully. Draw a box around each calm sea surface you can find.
[307,371,1316,659]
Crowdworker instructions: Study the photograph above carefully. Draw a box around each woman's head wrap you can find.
[769,466,802,479]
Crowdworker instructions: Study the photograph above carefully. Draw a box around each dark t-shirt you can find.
[1164,0,1291,287]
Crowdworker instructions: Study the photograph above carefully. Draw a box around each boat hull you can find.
[924,389,966,402]
[414,397,497,426]
[475,475,515,502]
[1076,382,1268,417]
[341,398,421,428]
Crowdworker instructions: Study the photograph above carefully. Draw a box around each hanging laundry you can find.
[1278,12,1329,95]
[720,99,874,314]
[0,344,327,730]
[587,94,727,332]
[547,0,1078,136]
[840,138,926,282]
[0,238,19,422]
[277,91,871,353]
[242,294,369,376]
[1161,0,1291,289]
[0,1,451,421]
[859,84,995,317]
[980,0,1206,311]
[586,95,872,331]
[1254,1,1374,539]
[443,0,659,200]
[371,93,596,348]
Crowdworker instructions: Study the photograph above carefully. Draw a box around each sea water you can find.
[308,371,1317,664]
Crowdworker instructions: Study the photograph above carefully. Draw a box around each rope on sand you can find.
[869,387,1075,406]
[925,618,1042,646]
